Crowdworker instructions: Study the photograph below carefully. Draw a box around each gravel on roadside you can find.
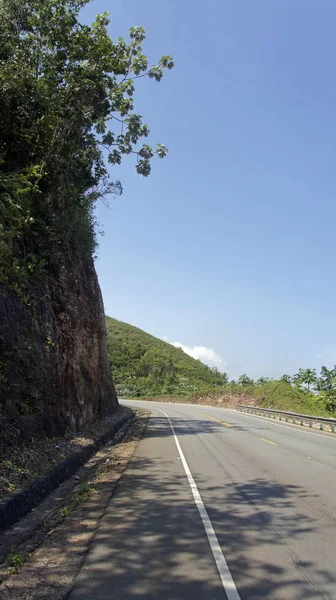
[0,408,150,600]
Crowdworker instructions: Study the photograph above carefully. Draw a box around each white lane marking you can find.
[161,410,241,600]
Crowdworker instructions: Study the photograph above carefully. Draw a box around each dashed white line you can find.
[162,410,241,600]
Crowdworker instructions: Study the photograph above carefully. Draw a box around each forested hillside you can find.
[106,317,228,397]
[106,316,336,417]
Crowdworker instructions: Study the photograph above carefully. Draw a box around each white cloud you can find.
[171,341,225,369]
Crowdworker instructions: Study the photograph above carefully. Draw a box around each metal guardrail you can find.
[236,405,336,433]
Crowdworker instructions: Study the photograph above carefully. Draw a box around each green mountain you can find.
[106,317,228,397]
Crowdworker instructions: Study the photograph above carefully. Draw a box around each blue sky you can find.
[82,0,336,380]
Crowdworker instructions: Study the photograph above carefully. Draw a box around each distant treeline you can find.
[234,367,336,410]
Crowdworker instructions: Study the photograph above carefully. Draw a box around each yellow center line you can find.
[194,410,237,429]
[260,437,277,446]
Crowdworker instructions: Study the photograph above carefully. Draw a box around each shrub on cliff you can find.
[0,0,173,286]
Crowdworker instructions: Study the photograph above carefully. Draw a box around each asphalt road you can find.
[69,400,336,600]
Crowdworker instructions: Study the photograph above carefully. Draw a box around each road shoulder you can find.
[0,409,150,600]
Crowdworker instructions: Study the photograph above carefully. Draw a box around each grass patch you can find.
[75,482,96,503]
[60,506,69,518]
[7,551,26,575]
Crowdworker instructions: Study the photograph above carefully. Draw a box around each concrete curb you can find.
[0,408,133,532]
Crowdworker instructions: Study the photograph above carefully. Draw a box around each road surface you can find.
[69,400,336,600]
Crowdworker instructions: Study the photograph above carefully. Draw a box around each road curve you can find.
[69,400,336,600]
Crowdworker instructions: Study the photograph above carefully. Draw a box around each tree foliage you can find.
[256,376,272,386]
[237,374,254,387]
[292,368,317,392]
[316,366,336,411]
[0,0,173,284]
[236,366,336,414]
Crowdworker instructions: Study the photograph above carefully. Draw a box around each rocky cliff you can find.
[0,253,118,455]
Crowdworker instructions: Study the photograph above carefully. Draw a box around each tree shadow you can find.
[64,414,336,600]
[5,412,333,599]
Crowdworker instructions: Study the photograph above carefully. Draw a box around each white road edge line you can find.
[161,410,241,600]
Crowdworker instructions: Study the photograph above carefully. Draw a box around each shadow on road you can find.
[66,413,334,600]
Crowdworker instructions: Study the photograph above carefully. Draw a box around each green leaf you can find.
[0,0,173,273]
[156,144,168,158]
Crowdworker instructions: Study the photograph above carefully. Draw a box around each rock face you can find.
[0,253,118,454]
